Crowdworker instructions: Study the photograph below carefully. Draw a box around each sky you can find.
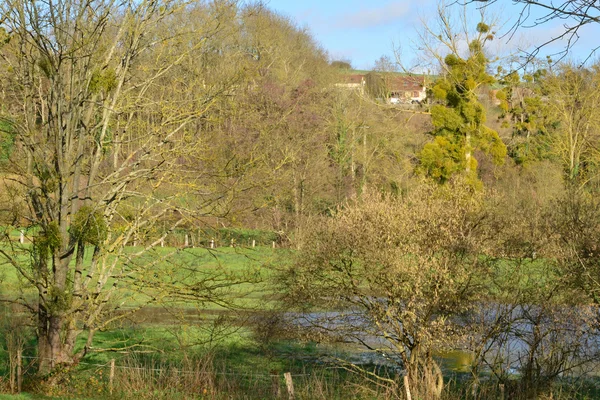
[265,0,600,71]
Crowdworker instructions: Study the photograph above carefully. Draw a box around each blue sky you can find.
[265,0,600,70]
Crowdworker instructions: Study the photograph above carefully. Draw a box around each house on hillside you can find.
[335,74,366,91]
[388,75,427,104]
[335,72,429,104]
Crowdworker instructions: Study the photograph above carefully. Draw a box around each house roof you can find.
[341,74,365,84]
[388,75,426,91]
[336,71,432,91]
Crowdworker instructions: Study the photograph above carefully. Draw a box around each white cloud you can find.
[336,1,411,29]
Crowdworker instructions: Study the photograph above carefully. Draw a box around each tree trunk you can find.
[465,131,472,173]
[37,307,74,374]
[407,352,444,400]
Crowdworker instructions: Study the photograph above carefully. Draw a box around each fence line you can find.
[5,354,315,398]
[15,355,313,377]
[7,228,284,249]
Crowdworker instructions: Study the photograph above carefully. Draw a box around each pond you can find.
[285,304,600,377]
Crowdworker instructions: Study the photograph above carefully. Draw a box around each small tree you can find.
[544,64,600,186]
[418,8,506,184]
[280,181,491,399]
[549,189,600,303]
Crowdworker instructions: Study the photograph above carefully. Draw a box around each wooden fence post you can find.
[109,359,115,395]
[19,230,24,244]
[403,375,412,400]
[284,372,295,400]
[210,239,215,249]
[252,239,256,248]
[272,241,276,249]
[184,234,189,247]
[270,371,280,398]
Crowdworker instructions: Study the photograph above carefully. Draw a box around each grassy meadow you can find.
[0,244,376,399]
[1,243,598,399]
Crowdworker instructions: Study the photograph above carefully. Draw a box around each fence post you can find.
[403,375,412,400]
[270,371,280,398]
[210,239,215,249]
[19,230,24,244]
[284,372,295,400]
[472,381,479,400]
[184,234,189,247]
[252,239,256,248]
[109,359,115,395]
[272,241,276,249]
[17,350,22,393]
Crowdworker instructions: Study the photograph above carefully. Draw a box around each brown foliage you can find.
[280,180,493,398]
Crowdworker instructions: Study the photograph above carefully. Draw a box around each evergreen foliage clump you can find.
[418,21,506,184]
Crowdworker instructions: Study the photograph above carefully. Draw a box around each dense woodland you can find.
[1,0,600,399]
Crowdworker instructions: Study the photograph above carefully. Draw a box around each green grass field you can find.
[0,244,284,308]
[1,245,596,399]
[0,245,333,399]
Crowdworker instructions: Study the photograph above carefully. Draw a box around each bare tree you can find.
[464,0,600,63]
[544,63,600,185]
[0,0,249,374]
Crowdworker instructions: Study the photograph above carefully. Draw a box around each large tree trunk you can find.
[37,303,75,374]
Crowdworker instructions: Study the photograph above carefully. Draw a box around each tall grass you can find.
[108,355,404,400]
[8,353,405,400]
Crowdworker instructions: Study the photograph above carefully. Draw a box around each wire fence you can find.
[7,228,285,249]
[15,355,313,377]
[2,353,354,398]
